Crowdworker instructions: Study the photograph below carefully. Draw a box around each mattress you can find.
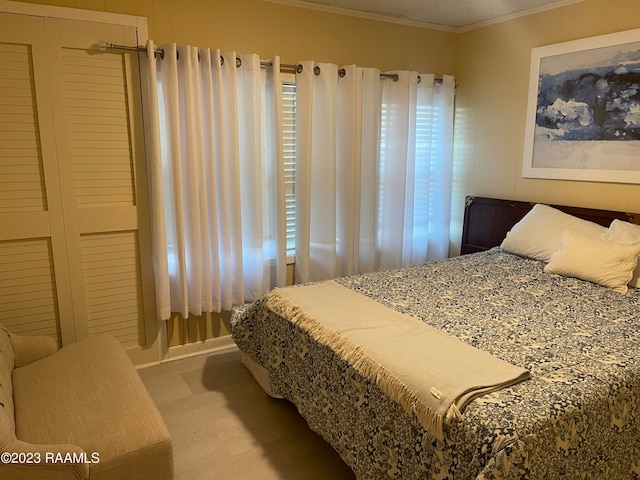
[231,248,640,479]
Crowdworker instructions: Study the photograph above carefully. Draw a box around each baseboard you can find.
[136,335,236,369]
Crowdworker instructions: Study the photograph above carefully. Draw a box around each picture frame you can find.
[522,28,640,184]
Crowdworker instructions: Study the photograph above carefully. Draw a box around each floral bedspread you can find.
[230,249,640,479]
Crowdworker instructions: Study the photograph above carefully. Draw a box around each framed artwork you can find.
[522,28,640,184]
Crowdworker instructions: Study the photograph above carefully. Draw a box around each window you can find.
[282,76,297,258]
[282,77,439,259]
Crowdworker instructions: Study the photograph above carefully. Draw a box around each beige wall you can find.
[13,0,457,73]
[453,0,640,253]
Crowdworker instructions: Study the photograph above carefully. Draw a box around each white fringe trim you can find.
[265,288,448,442]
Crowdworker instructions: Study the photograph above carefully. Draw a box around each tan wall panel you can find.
[0,42,46,214]
[0,238,61,343]
[80,231,145,347]
[60,48,135,207]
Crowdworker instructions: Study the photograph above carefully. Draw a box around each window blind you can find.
[282,79,296,258]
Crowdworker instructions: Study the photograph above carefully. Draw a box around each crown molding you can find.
[262,0,585,33]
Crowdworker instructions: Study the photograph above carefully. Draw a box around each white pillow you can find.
[544,230,640,293]
[600,219,640,287]
[500,204,606,262]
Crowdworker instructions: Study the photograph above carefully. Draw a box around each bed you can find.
[230,196,640,479]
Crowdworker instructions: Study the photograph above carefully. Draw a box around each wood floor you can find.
[138,345,356,480]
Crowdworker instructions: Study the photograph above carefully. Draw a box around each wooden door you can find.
[0,12,73,346]
[0,10,159,365]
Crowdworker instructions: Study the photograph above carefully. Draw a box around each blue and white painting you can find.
[532,40,640,173]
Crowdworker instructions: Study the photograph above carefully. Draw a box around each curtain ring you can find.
[392,73,399,82]
[338,68,346,78]
[220,55,224,66]
[417,75,421,84]
[236,57,242,68]
[314,65,320,76]
[296,64,303,74]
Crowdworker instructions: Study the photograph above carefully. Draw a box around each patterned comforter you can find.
[230,249,640,479]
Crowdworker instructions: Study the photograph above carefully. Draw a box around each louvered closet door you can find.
[43,18,158,364]
[0,13,73,346]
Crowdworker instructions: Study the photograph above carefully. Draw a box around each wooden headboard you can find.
[460,196,637,255]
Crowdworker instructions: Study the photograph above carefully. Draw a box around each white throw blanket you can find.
[265,280,530,442]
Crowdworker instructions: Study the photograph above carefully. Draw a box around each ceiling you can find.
[269,0,584,31]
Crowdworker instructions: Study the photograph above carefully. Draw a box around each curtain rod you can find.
[100,43,451,84]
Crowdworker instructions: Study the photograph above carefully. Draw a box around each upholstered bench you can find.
[0,324,173,480]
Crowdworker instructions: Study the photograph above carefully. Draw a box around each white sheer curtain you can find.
[141,41,455,311]
[338,66,382,277]
[295,63,382,283]
[294,61,337,284]
[420,75,456,262]
[141,41,286,320]
[378,73,456,269]
[295,63,455,283]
